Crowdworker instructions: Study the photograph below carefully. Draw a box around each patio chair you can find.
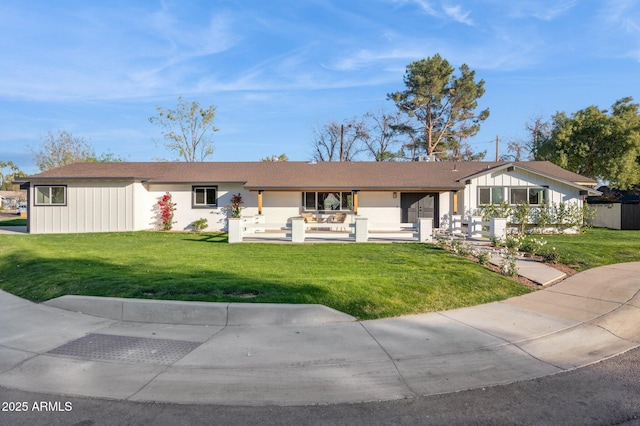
[327,212,347,231]
[301,212,317,223]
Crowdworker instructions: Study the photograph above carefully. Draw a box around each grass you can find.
[0,231,529,320]
[539,227,640,271]
[0,217,26,226]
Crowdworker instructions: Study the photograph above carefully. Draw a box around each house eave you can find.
[457,163,600,195]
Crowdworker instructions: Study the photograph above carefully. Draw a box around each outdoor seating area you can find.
[300,212,349,231]
[230,213,514,244]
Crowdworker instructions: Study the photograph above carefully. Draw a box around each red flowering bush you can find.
[157,192,176,231]
[228,193,244,218]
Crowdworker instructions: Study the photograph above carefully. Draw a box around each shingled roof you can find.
[19,161,597,191]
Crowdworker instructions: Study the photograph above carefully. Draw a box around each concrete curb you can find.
[42,295,356,326]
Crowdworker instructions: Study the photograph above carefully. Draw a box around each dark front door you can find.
[401,192,439,227]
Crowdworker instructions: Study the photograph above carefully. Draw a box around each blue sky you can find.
[1,0,639,173]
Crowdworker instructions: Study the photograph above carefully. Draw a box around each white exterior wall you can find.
[29,181,135,234]
[439,191,452,227]
[358,192,401,224]
[143,183,256,231]
[132,182,155,230]
[260,191,304,224]
[465,168,584,216]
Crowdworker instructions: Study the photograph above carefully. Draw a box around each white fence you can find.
[467,216,507,241]
[228,215,506,243]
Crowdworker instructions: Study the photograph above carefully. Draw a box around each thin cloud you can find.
[0,3,240,101]
[494,0,577,21]
[387,0,438,16]
[443,5,474,25]
[595,0,640,62]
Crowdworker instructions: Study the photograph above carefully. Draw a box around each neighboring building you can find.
[16,161,599,234]
[587,185,640,230]
[0,190,26,210]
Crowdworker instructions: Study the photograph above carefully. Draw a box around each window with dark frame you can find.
[192,186,218,207]
[479,187,505,205]
[528,188,546,205]
[302,191,353,211]
[510,188,528,204]
[34,185,66,205]
[482,186,548,206]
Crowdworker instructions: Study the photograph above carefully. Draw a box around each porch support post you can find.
[490,217,507,241]
[452,191,458,215]
[291,217,305,243]
[418,218,433,242]
[257,190,263,215]
[352,190,359,215]
[228,218,243,243]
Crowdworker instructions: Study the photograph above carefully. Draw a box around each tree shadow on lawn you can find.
[183,232,228,243]
[0,251,329,308]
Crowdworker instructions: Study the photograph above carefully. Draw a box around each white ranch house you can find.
[17,161,599,240]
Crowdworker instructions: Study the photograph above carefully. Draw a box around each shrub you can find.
[539,246,560,263]
[191,218,208,232]
[511,202,531,235]
[519,236,547,255]
[500,251,518,277]
[479,201,512,222]
[475,250,490,266]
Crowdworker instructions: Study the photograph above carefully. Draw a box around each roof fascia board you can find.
[244,185,465,191]
[14,177,144,183]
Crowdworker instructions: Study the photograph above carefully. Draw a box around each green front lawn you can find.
[540,227,640,271]
[0,217,27,226]
[0,232,529,319]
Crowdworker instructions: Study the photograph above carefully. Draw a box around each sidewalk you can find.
[0,226,27,234]
[0,262,638,406]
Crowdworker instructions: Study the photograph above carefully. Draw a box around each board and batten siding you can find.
[465,168,584,213]
[29,181,135,234]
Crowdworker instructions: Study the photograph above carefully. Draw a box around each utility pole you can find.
[339,124,344,162]
[495,135,499,162]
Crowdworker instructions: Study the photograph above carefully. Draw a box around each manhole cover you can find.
[48,333,201,365]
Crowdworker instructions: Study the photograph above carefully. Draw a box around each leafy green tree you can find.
[388,54,489,159]
[0,161,26,190]
[261,153,289,162]
[31,130,95,171]
[30,130,124,171]
[149,97,218,162]
[535,97,640,188]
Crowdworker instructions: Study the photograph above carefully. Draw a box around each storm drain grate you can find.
[47,333,201,365]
